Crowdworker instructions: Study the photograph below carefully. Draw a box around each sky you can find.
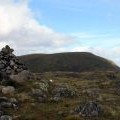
[0,0,120,66]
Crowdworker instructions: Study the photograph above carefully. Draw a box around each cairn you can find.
[0,45,27,75]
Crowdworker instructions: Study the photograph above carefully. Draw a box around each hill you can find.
[18,52,120,73]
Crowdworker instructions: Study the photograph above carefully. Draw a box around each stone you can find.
[1,45,13,55]
[52,85,76,98]
[2,86,15,95]
[0,102,13,109]
[0,115,12,120]
[10,60,15,67]
[74,101,102,117]
[10,70,30,84]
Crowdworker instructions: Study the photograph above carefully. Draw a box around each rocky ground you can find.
[0,46,120,120]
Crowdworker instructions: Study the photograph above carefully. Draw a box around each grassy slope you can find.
[18,52,119,73]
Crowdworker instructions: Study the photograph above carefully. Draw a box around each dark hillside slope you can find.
[18,52,119,73]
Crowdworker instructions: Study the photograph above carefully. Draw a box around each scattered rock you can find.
[2,86,15,95]
[74,101,102,117]
[52,85,77,98]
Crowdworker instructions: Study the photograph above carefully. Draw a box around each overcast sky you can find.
[0,0,120,66]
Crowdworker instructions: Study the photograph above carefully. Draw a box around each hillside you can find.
[18,52,119,73]
[1,46,120,120]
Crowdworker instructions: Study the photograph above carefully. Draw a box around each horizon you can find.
[0,0,120,66]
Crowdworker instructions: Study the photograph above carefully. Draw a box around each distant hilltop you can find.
[18,52,120,73]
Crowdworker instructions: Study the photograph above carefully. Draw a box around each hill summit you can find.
[19,52,120,73]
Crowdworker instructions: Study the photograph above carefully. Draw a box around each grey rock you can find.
[10,60,15,67]
[10,70,30,84]
[0,102,13,109]
[52,85,76,98]
[2,86,15,95]
[0,115,12,120]
[74,101,102,117]
[1,45,13,55]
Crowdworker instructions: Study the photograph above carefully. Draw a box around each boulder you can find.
[2,86,15,95]
[10,70,30,84]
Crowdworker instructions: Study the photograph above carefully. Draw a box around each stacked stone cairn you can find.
[0,45,29,120]
[0,45,27,75]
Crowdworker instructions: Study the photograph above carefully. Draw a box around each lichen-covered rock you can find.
[52,85,77,98]
[74,101,102,117]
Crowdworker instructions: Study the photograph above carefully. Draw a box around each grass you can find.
[5,71,120,120]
